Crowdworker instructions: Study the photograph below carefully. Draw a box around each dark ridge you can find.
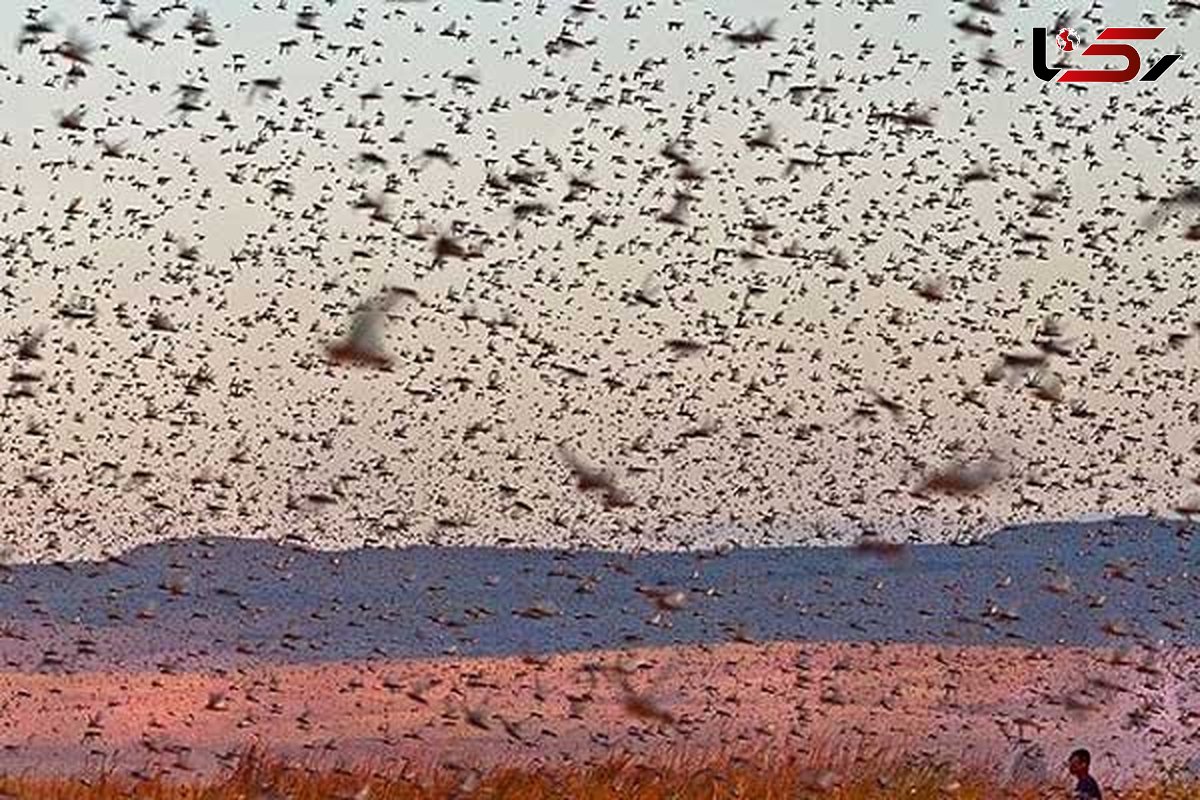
[1,515,1195,671]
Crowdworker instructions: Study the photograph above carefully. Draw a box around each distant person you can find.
[1068,748,1102,800]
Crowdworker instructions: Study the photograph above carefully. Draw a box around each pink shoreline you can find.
[2,641,1193,785]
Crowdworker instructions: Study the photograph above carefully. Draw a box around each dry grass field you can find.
[2,746,1199,800]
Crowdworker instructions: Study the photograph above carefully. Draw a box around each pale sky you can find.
[0,0,1198,562]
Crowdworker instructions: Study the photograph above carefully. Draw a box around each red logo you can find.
[1033,27,1181,83]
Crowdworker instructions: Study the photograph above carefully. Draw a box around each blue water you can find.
[1,516,1194,669]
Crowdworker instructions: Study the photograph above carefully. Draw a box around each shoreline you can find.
[2,640,1192,784]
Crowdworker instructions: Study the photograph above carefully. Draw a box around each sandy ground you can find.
[1,641,1196,785]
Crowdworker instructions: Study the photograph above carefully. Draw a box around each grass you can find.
[2,747,1198,800]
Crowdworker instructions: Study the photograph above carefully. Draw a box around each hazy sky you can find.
[0,0,1198,562]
